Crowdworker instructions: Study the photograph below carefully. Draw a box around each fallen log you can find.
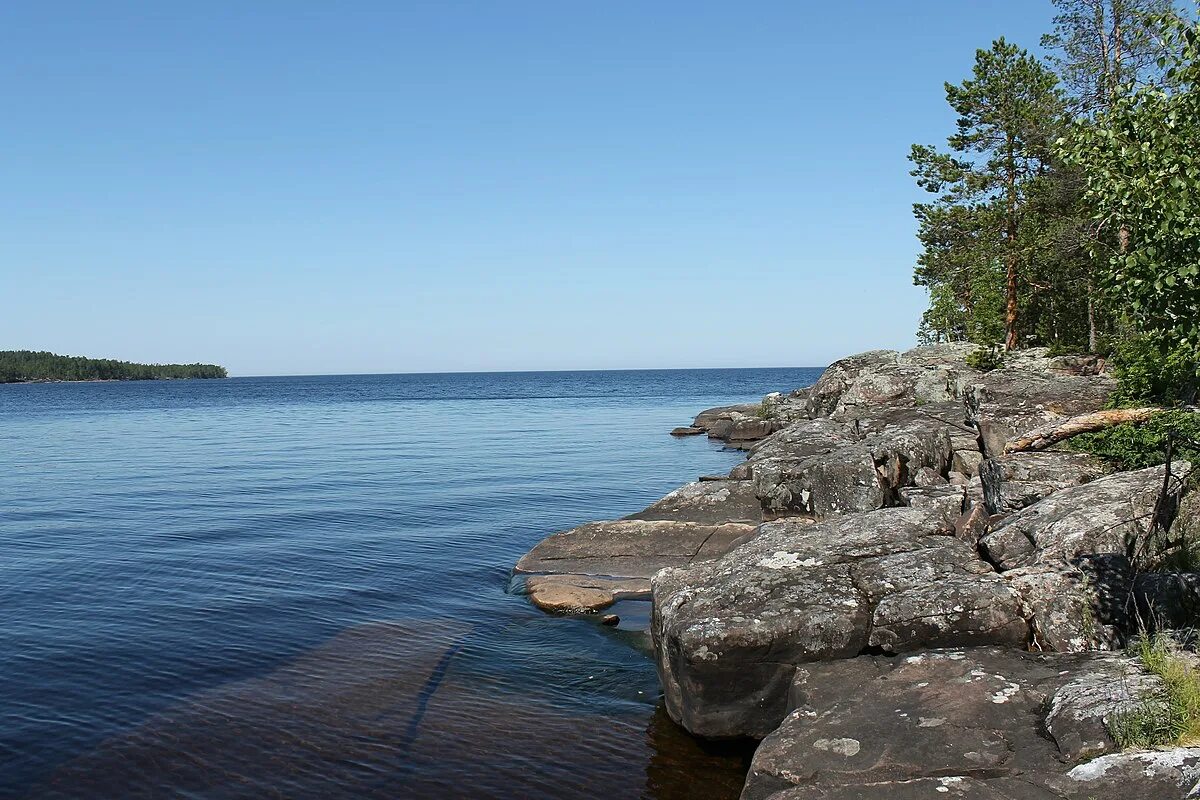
[1004,407,1163,453]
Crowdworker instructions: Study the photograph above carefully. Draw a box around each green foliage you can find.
[966,344,1006,372]
[911,2,1191,356]
[1108,632,1200,748]
[1042,0,1175,116]
[1068,410,1200,469]
[753,394,780,420]
[910,39,1068,348]
[0,351,227,383]
[1107,335,1200,406]
[1060,10,1200,354]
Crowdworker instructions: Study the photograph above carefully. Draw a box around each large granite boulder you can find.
[963,369,1115,458]
[1057,748,1200,798]
[804,350,899,418]
[1004,557,1132,652]
[741,648,1180,800]
[747,419,879,518]
[748,409,956,519]
[980,451,1110,515]
[651,508,1028,738]
[807,344,976,422]
[1044,656,1168,760]
[980,464,1188,571]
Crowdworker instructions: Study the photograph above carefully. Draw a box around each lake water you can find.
[0,368,821,799]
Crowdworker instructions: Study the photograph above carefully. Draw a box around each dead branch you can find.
[1004,407,1164,453]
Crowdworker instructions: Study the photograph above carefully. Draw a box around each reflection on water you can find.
[37,621,752,800]
[1,370,817,799]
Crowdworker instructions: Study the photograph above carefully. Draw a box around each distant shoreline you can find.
[1,351,227,384]
[2,376,227,385]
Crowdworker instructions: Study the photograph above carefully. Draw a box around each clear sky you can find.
[2,1,1060,376]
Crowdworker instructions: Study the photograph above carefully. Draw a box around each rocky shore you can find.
[514,344,1200,799]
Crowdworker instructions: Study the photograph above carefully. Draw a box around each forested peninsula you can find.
[0,351,227,383]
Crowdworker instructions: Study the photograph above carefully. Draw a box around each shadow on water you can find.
[33,620,754,800]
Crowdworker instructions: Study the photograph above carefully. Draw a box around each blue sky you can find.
[2,1,1059,375]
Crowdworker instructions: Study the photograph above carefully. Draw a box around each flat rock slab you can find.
[692,403,761,430]
[524,575,651,612]
[742,648,1177,800]
[516,519,758,581]
[625,479,763,525]
[652,508,1028,739]
[981,464,1188,570]
[670,426,705,436]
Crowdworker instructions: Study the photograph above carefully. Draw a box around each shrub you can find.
[966,344,1005,372]
[1108,335,1199,407]
[1068,410,1200,471]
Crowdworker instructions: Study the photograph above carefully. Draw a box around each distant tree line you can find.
[911,0,1200,404]
[0,351,228,383]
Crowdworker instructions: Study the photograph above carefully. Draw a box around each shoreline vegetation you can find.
[0,351,227,384]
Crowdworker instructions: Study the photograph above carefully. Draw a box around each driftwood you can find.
[1004,407,1163,453]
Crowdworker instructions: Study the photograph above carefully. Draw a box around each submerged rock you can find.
[651,508,1027,738]
[525,575,647,613]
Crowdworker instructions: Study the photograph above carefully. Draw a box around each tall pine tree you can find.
[911,39,1065,349]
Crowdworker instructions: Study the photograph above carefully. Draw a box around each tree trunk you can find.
[1087,276,1098,352]
[1004,406,1163,453]
[1004,141,1019,351]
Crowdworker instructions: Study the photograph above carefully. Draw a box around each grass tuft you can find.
[1107,632,1200,749]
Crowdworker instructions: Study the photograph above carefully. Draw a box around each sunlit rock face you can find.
[741,647,1183,800]
[651,508,1028,739]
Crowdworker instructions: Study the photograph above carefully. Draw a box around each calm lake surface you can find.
[0,368,821,799]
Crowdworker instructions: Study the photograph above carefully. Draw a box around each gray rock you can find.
[912,465,946,487]
[748,419,879,518]
[692,403,761,430]
[952,448,985,477]
[1005,559,1130,652]
[899,484,966,523]
[743,648,1161,800]
[728,462,754,480]
[1056,748,1200,798]
[624,479,763,525]
[980,464,1189,571]
[1045,656,1166,760]
[963,370,1114,458]
[723,414,784,442]
[804,350,899,418]
[651,508,1027,738]
[749,409,956,519]
[980,451,1109,515]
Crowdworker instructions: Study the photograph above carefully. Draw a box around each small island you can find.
[0,350,228,383]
